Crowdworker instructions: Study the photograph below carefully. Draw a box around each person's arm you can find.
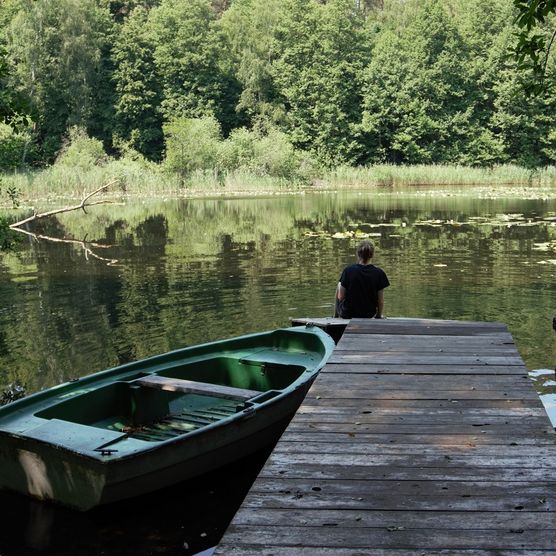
[376,289,385,318]
[336,282,346,301]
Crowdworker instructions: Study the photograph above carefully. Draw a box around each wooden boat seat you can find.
[135,375,260,401]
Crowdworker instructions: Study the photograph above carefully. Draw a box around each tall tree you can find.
[112,6,163,159]
[218,0,286,129]
[148,0,228,125]
[273,0,370,166]
[7,0,113,160]
[361,0,478,164]
[0,0,27,122]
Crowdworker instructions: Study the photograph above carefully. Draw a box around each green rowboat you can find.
[0,326,334,510]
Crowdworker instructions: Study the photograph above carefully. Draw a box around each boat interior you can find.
[34,355,307,442]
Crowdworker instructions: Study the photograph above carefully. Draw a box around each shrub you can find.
[163,116,221,180]
[0,122,32,171]
[56,127,108,170]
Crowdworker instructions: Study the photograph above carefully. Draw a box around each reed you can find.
[322,164,556,187]
[2,161,556,202]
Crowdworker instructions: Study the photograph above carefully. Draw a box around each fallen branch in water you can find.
[9,178,120,229]
[7,179,122,265]
[14,228,119,265]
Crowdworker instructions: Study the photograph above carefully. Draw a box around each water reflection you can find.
[1,191,554,394]
[0,189,555,553]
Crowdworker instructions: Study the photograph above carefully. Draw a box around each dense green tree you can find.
[1,0,556,172]
[163,116,221,180]
[361,0,479,164]
[148,0,226,124]
[112,6,163,159]
[273,0,370,166]
[7,0,114,160]
[0,0,28,124]
[101,0,160,22]
[218,0,286,128]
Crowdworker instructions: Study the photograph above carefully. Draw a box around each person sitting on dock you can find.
[335,240,389,319]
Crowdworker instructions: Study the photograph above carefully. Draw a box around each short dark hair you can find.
[356,240,374,262]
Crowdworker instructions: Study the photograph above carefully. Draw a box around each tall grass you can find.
[2,161,556,203]
[323,164,556,187]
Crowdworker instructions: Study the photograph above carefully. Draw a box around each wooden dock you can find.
[215,317,556,554]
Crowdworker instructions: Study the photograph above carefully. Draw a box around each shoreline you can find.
[3,163,556,208]
[2,184,556,210]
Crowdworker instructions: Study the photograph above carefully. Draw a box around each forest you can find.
[1,0,556,186]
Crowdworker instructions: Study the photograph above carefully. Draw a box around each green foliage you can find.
[219,127,306,179]
[112,6,164,159]
[6,0,114,160]
[56,127,109,170]
[273,0,369,166]
[1,0,556,178]
[0,120,33,171]
[512,0,556,94]
[148,0,223,121]
[362,1,476,164]
[218,0,286,127]
[0,215,20,250]
[163,116,221,179]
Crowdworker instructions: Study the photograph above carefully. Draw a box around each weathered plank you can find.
[247,477,556,497]
[216,549,554,556]
[285,421,552,433]
[238,492,552,511]
[336,333,516,348]
[278,431,556,446]
[221,527,556,550]
[328,353,525,365]
[321,363,528,374]
[215,317,555,554]
[136,374,259,400]
[257,462,556,482]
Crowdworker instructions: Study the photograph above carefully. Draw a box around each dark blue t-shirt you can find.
[339,264,390,318]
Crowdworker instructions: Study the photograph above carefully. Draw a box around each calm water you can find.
[0,188,555,554]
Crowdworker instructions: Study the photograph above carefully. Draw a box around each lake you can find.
[0,187,555,555]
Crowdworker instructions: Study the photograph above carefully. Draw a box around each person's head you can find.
[356,240,374,263]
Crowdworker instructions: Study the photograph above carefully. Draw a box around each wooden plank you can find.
[296,404,546,416]
[257,462,556,482]
[278,431,556,446]
[320,363,528,374]
[239,492,553,511]
[289,414,549,427]
[344,320,509,336]
[215,548,553,556]
[216,317,556,555]
[328,353,525,365]
[336,332,516,347]
[308,373,531,388]
[233,508,556,530]
[285,421,553,434]
[291,317,349,326]
[247,477,556,497]
[270,440,556,456]
[302,388,540,400]
[265,451,556,469]
[300,397,544,409]
[220,527,556,550]
[135,374,259,401]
